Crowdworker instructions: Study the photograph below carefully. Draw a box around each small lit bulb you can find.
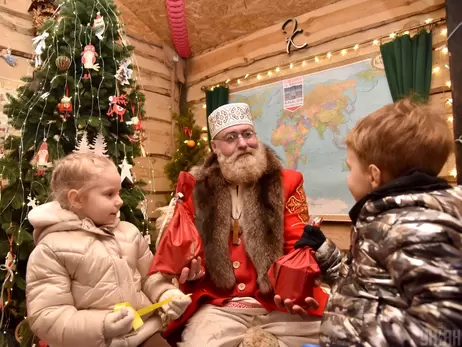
[289,63,294,69]
[450,168,457,177]
[425,18,432,24]
[353,44,359,50]
[341,49,347,56]
[373,39,379,46]
[389,33,396,38]
[442,46,448,54]
[275,67,280,72]
[225,79,230,83]
[237,79,241,84]
[432,66,440,74]
[267,71,272,76]
[257,74,261,80]
[244,74,249,78]
[202,104,206,109]
[315,57,319,63]
[327,52,332,59]
[441,28,448,36]
[446,81,452,88]
[448,116,453,123]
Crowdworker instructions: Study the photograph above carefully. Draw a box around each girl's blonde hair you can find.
[51,153,117,209]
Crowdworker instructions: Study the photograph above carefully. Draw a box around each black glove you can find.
[294,225,326,251]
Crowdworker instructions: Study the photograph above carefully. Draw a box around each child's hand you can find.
[104,308,135,339]
[274,295,319,318]
[159,288,192,320]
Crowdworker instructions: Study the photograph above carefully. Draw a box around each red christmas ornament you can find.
[107,94,128,122]
[57,85,72,120]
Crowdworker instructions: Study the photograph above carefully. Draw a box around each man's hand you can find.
[274,295,319,318]
[178,257,205,285]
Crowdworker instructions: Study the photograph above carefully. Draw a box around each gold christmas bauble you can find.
[55,55,71,71]
[187,140,196,148]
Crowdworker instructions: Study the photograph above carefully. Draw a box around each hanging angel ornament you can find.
[107,94,128,122]
[32,139,52,176]
[81,44,100,79]
[1,48,16,67]
[32,31,49,68]
[92,12,106,40]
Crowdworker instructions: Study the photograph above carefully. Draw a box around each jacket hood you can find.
[28,201,118,245]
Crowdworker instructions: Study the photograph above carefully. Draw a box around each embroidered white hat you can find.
[208,103,254,139]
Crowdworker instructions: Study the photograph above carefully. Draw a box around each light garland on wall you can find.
[201,17,446,94]
[200,16,456,178]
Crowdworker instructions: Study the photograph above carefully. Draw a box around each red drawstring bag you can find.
[267,247,328,317]
[149,171,202,276]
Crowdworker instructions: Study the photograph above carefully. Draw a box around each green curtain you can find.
[205,86,229,148]
[380,30,433,103]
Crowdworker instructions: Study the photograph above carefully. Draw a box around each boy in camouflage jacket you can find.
[296,99,462,347]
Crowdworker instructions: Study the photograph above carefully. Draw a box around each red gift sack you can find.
[149,171,202,276]
[268,248,328,316]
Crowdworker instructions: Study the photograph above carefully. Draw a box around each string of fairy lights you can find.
[200,16,455,177]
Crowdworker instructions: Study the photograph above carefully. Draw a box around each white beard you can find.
[217,143,268,185]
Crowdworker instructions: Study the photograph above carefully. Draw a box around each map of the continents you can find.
[229,59,393,218]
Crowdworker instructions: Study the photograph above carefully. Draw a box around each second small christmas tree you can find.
[164,108,208,187]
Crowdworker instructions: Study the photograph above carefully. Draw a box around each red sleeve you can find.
[282,170,310,254]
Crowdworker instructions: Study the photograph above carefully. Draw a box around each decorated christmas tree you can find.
[164,108,208,187]
[0,0,149,344]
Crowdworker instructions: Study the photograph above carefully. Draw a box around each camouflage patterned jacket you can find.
[316,170,462,347]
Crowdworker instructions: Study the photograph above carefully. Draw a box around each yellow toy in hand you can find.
[114,293,192,330]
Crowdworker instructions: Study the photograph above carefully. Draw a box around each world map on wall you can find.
[230,59,393,218]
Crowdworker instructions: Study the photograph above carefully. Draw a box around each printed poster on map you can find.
[230,59,393,220]
[283,76,304,112]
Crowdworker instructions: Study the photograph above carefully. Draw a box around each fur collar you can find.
[193,145,285,293]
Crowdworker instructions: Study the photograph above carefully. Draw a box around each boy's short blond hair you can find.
[51,153,116,209]
[345,98,453,180]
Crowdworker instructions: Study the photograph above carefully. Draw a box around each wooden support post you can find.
[446,0,462,184]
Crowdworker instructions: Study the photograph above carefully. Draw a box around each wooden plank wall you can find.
[0,0,180,219]
[185,0,453,251]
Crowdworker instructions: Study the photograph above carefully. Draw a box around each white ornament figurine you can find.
[32,32,49,68]
[93,12,106,40]
[27,194,38,209]
[119,157,133,183]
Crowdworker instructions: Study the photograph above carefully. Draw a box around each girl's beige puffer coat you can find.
[26,202,176,347]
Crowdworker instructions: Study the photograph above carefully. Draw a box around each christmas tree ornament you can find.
[32,139,52,176]
[55,55,71,71]
[27,194,38,209]
[107,94,128,122]
[32,32,49,68]
[115,60,133,85]
[183,127,195,147]
[90,132,109,157]
[1,48,17,67]
[81,44,100,79]
[57,86,73,120]
[119,156,133,183]
[74,131,92,153]
[92,12,106,40]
